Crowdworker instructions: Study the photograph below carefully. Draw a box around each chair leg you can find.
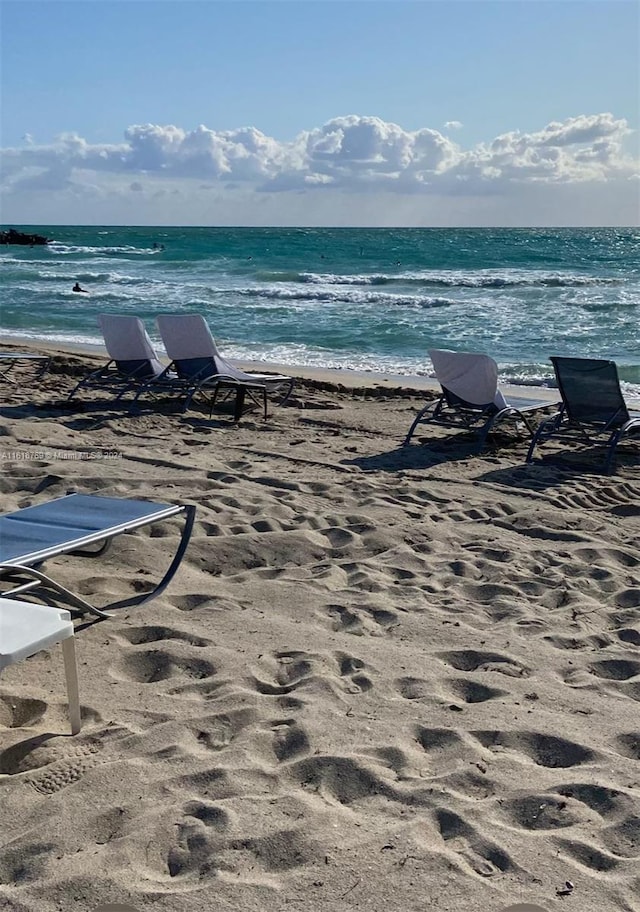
[403,402,436,446]
[604,429,623,475]
[233,388,246,422]
[526,417,559,464]
[61,636,81,734]
[108,504,197,610]
[525,427,543,463]
[476,415,498,451]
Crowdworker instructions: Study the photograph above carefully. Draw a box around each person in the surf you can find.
[72,282,88,293]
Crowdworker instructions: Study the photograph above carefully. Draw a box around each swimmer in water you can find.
[72,282,88,293]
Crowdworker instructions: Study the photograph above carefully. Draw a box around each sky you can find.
[1,0,638,227]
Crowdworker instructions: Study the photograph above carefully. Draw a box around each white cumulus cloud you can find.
[1,112,637,225]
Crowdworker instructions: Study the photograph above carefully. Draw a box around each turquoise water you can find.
[1,225,639,393]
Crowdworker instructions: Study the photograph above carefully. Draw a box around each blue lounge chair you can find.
[156,314,295,420]
[526,357,640,473]
[404,349,557,451]
[0,493,195,618]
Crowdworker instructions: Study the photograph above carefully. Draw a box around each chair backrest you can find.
[157,314,219,360]
[98,314,164,377]
[157,313,244,381]
[551,357,629,428]
[429,349,508,410]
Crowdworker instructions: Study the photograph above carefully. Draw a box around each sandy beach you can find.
[1,344,639,912]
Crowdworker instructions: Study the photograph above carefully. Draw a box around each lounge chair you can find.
[68,314,166,402]
[156,313,295,420]
[0,352,50,383]
[526,356,640,473]
[0,493,196,619]
[0,600,81,733]
[403,349,557,450]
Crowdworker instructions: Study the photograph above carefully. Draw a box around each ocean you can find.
[1,225,639,395]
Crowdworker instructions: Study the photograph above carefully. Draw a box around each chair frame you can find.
[526,357,640,473]
[0,494,196,619]
[0,353,51,384]
[404,350,556,451]
[131,356,246,418]
[68,357,164,402]
[404,388,548,451]
[68,314,166,403]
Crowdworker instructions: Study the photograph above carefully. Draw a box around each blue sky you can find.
[1,0,638,226]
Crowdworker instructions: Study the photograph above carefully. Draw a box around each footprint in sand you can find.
[439,649,530,678]
[116,649,216,685]
[499,793,589,830]
[0,694,47,729]
[251,649,373,699]
[324,602,399,637]
[0,733,103,794]
[270,718,311,762]
[555,837,620,872]
[445,677,508,704]
[251,651,315,696]
[118,625,211,647]
[0,842,55,884]
[613,732,640,760]
[289,753,396,806]
[394,676,433,702]
[394,676,505,707]
[435,807,513,877]
[183,799,232,831]
[471,730,595,768]
[589,658,640,681]
[414,726,485,776]
[556,782,637,819]
[601,816,640,858]
[337,651,373,693]
[617,628,640,646]
[170,593,237,613]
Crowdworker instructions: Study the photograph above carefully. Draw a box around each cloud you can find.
[444,121,463,130]
[1,113,637,221]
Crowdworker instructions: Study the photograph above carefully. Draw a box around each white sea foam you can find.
[2,226,638,396]
[47,243,158,256]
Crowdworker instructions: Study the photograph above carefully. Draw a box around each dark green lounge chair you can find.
[526,357,640,473]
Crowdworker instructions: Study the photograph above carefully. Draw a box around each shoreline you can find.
[0,336,566,404]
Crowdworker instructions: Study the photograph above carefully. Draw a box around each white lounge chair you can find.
[156,313,295,420]
[404,349,557,450]
[68,314,165,401]
[0,599,81,734]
